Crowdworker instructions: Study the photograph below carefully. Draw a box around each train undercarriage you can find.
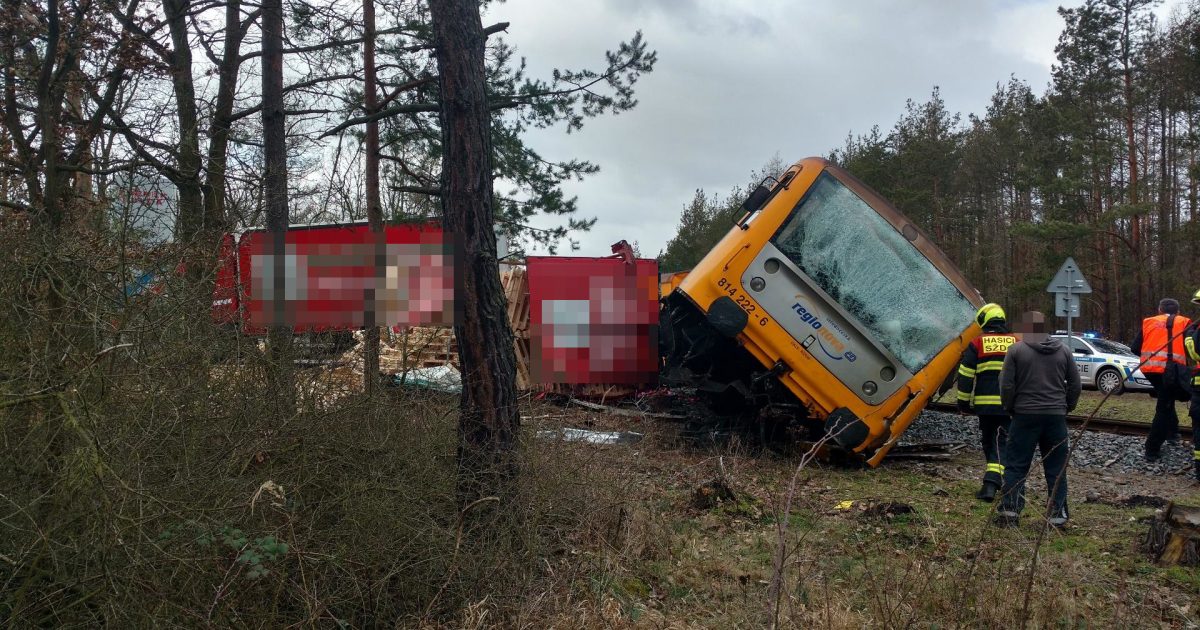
[657,291,837,454]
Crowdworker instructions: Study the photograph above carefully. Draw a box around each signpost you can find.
[112,171,178,244]
[1046,257,1092,341]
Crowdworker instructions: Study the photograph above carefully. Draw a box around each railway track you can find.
[924,401,1193,439]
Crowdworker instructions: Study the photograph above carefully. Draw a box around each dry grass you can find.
[3,228,1199,628]
[546,433,1200,628]
[0,230,632,627]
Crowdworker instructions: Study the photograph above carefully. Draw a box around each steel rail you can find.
[924,401,1193,439]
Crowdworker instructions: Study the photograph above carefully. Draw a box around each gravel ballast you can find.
[901,409,1196,477]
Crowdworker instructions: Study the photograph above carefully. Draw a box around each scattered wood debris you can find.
[692,478,737,510]
[861,501,916,519]
[568,397,686,420]
[1085,493,1169,509]
[330,265,531,386]
[1144,502,1200,566]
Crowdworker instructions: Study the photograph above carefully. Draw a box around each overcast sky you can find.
[482,0,1189,258]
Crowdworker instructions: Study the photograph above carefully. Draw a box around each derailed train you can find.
[659,157,985,466]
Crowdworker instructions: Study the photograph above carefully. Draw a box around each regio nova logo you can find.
[791,297,857,362]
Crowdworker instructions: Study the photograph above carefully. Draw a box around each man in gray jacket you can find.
[996,311,1082,528]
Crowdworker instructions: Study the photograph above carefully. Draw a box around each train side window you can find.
[736,169,797,229]
[738,185,771,227]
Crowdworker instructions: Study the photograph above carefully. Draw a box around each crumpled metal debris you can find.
[535,427,644,445]
[390,364,462,393]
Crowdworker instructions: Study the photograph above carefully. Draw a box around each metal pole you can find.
[1065,268,1073,342]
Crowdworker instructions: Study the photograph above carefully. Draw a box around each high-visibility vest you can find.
[1139,314,1191,374]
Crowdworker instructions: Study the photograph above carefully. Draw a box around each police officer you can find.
[1184,289,1200,481]
[957,303,1017,502]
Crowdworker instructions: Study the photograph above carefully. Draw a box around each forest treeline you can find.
[661,0,1200,342]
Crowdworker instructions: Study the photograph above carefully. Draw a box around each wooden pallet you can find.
[543,383,639,401]
[501,265,532,389]
[502,265,530,337]
[377,326,458,373]
[371,266,532,382]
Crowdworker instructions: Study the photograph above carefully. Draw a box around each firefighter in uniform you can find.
[1184,289,1200,481]
[1130,298,1193,460]
[957,303,1017,502]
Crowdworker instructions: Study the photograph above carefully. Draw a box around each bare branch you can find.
[320,102,439,139]
[379,76,436,108]
[389,185,440,196]
[483,22,510,37]
[238,26,408,62]
[229,73,362,122]
[0,199,36,213]
[58,161,147,175]
[396,21,509,53]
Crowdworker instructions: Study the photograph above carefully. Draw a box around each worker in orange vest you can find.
[1129,298,1193,461]
[1184,289,1200,481]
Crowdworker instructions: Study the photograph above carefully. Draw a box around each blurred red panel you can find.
[527,255,659,385]
[220,221,452,335]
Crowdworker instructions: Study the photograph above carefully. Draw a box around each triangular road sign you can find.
[1046,256,1092,294]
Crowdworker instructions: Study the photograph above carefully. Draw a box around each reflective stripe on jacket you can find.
[957,332,1017,414]
[1138,314,1191,374]
[1186,324,1200,387]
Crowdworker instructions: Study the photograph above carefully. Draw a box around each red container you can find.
[211,232,240,325]
[527,254,659,385]
[212,221,453,335]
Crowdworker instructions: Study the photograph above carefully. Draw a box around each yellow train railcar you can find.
[659,157,984,466]
[659,271,689,299]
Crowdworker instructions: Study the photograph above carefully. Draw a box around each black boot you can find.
[976,481,998,503]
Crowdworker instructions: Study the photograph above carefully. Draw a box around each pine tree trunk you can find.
[429,0,520,505]
[262,0,294,415]
[1158,99,1169,297]
[363,0,383,395]
[1121,8,1143,317]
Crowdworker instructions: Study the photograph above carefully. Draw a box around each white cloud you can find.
[482,0,1187,260]
[987,2,1066,71]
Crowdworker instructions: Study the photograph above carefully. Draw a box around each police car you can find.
[1051,333,1153,395]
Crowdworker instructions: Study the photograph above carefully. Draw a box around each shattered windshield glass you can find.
[770,172,975,372]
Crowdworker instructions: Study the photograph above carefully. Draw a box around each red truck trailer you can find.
[211,220,452,336]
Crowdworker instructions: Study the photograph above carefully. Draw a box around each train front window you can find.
[770,171,976,373]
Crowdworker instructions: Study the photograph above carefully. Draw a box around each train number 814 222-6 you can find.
[717,277,769,327]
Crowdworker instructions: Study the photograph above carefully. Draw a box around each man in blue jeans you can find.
[996,311,1082,528]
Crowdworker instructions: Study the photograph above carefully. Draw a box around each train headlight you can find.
[750,276,766,292]
[880,366,896,382]
[862,381,878,396]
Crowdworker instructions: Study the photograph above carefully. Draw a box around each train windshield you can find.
[770,171,975,373]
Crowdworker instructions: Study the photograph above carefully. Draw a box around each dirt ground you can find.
[523,396,1200,627]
